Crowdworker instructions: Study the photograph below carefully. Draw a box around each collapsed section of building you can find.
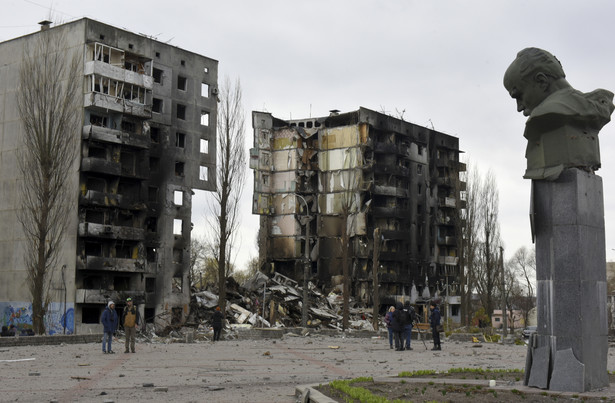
[250,108,465,321]
[0,19,217,334]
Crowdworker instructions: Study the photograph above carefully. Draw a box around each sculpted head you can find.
[504,48,569,116]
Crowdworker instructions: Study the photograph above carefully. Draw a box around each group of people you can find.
[100,298,141,354]
[384,301,441,351]
[100,299,226,353]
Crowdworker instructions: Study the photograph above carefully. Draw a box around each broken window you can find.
[152,68,163,84]
[174,190,183,206]
[145,278,156,293]
[89,114,108,127]
[152,98,163,113]
[113,276,130,291]
[86,177,106,192]
[150,157,160,173]
[201,83,209,97]
[173,219,183,235]
[175,162,185,177]
[262,174,269,186]
[121,120,136,134]
[200,111,209,126]
[177,76,187,91]
[144,308,155,324]
[120,152,136,175]
[200,139,209,153]
[175,132,185,148]
[417,164,423,175]
[118,179,139,200]
[84,242,102,256]
[177,104,186,120]
[173,248,183,263]
[88,144,106,159]
[146,247,157,262]
[115,243,133,259]
[81,307,101,324]
[180,60,185,66]
[150,126,160,143]
[117,211,133,227]
[203,66,209,73]
[199,165,208,181]
[148,186,158,202]
[145,217,157,233]
[85,210,105,224]
[172,277,183,294]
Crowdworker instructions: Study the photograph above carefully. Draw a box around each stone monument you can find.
[504,47,614,392]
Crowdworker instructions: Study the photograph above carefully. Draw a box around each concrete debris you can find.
[187,272,377,338]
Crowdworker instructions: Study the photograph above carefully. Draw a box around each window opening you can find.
[148,186,158,202]
[173,219,182,235]
[201,83,209,97]
[200,111,209,126]
[173,248,183,263]
[150,127,160,143]
[152,68,163,84]
[175,132,185,148]
[172,278,183,294]
[145,278,156,293]
[175,162,185,177]
[177,76,187,91]
[177,104,186,120]
[174,190,183,206]
[152,98,163,113]
[200,139,209,153]
[199,165,208,181]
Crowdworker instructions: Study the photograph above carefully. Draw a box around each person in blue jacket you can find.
[101,301,118,354]
[429,301,441,351]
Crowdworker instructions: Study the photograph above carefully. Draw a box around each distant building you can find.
[250,108,465,316]
[0,19,217,334]
[491,309,525,330]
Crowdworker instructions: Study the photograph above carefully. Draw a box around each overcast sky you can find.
[3,0,615,271]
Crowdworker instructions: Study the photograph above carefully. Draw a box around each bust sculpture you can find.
[503,47,614,180]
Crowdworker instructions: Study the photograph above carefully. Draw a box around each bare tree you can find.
[508,246,536,326]
[16,30,80,334]
[460,161,481,326]
[189,237,208,290]
[206,77,246,313]
[473,170,502,322]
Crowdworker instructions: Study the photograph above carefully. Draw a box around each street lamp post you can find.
[296,194,311,327]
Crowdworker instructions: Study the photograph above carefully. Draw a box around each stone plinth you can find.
[525,168,608,392]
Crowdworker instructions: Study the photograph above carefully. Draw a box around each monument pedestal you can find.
[525,168,608,392]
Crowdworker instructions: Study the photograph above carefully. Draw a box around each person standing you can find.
[391,302,405,351]
[122,297,141,353]
[212,306,224,341]
[101,301,118,354]
[384,306,395,349]
[430,301,441,351]
[403,301,415,351]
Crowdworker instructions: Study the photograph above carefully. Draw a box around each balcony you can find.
[84,60,154,90]
[438,256,459,265]
[79,190,147,210]
[83,125,149,149]
[437,236,457,246]
[80,255,146,272]
[438,197,457,208]
[81,157,121,176]
[75,289,145,304]
[78,222,145,241]
[84,93,152,119]
[373,185,408,198]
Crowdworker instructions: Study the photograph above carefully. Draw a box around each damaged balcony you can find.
[81,156,121,175]
[79,255,146,272]
[84,59,153,90]
[83,125,149,149]
[75,289,145,304]
[78,222,145,241]
[79,190,147,210]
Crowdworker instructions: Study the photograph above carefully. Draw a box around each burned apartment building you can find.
[0,19,217,334]
[251,108,465,320]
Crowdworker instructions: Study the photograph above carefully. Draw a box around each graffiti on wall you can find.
[1,302,74,335]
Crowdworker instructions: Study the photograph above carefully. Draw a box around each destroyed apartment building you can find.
[250,108,465,322]
[0,19,217,334]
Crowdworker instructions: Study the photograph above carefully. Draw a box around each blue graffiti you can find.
[0,302,74,335]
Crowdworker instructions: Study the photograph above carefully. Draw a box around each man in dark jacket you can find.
[430,301,441,351]
[101,301,118,354]
[391,302,405,351]
[212,306,224,341]
[403,301,415,350]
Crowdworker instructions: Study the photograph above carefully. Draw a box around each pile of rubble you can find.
[187,272,379,336]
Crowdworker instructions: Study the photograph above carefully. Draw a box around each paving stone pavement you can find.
[1,334,614,402]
